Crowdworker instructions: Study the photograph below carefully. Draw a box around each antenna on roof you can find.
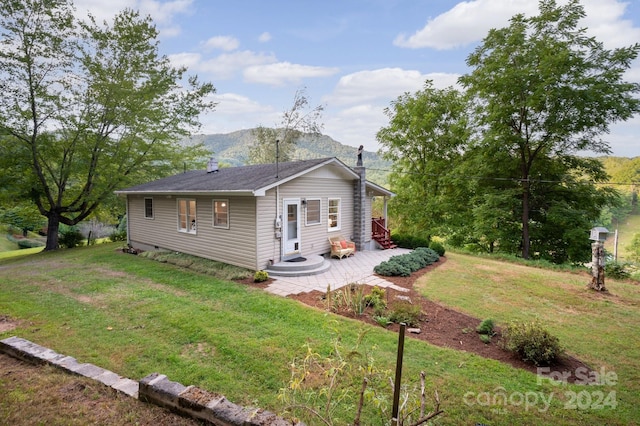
[276,139,280,179]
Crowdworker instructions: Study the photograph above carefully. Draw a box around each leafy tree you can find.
[626,233,640,263]
[248,87,323,164]
[377,82,470,238]
[0,0,215,250]
[0,204,45,237]
[459,0,640,259]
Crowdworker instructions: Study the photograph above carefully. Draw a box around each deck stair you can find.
[372,217,397,249]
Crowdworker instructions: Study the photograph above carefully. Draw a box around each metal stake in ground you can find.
[391,323,406,426]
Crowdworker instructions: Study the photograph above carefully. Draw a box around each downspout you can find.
[125,196,131,246]
[276,185,280,263]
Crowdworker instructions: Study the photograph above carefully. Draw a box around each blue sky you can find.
[75,0,640,157]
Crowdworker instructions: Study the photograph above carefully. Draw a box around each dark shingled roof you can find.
[115,157,362,196]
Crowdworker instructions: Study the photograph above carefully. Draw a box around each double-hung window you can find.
[178,199,197,233]
[213,200,229,228]
[328,198,340,230]
[144,198,154,219]
[305,199,321,226]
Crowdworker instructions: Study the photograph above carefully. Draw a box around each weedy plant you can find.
[331,283,367,315]
[278,328,443,425]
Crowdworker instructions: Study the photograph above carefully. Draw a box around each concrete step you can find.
[265,255,331,277]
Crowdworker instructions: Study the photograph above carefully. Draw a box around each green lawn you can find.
[1,244,638,425]
[606,212,640,262]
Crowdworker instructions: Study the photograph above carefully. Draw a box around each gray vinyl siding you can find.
[127,194,258,270]
[125,162,377,270]
[256,189,278,270]
[279,173,356,257]
[253,169,357,268]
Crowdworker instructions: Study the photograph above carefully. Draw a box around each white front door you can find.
[283,199,301,259]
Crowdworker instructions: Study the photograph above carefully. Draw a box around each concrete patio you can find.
[264,248,413,296]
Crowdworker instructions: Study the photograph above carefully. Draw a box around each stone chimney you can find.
[206,158,219,173]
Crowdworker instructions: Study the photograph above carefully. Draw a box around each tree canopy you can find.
[378,0,639,263]
[0,0,216,250]
[248,88,323,164]
[377,82,470,238]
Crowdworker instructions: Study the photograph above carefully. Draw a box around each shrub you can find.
[253,270,269,283]
[17,239,45,249]
[391,233,430,249]
[388,301,421,327]
[604,261,630,280]
[374,260,412,277]
[58,227,84,248]
[479,334,492,344]
[363,286,386,312]
[108,229,127,242]
[373,315,391,328]
[374,247,440,277]
[476,318,495,335]
[429,241,446,256]
[413,247,440,264]
[501,318,563,366]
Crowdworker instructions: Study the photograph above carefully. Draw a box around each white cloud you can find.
[193,51,277,79]
[324,104,387,151]
[73,0,192,35]
[168,52,202,69]
[170,50,278,80]
[258,32,272,43]
[325,68,460,106]
[137,0,192,24]
[394,0,640,50]
[198,93,278,134]
[243,62,339,86]
[211,93,271,115]
[394,0,534,50]
[203,36,240,52]
[581,0,640,49]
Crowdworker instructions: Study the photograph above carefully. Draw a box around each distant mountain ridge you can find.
[188,129,391,185]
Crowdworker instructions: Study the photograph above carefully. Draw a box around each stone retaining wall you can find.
[0,336,302,426]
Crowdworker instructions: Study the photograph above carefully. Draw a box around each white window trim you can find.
[177,198,197,234]
[305,198,321,226]
[144,197,154,219]
[213,199,229,229]
[328,198,341,231]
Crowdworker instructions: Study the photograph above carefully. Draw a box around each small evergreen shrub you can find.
[388,301,421,327]
[604,261,630,280]
[374,247,440,277]
[413,247,440,264]
[476,318,495,335]
[501,319,563,366]
[374,260,412,277]
[429,241,446,256]
[253,270,269,282]
[59,227,84,248]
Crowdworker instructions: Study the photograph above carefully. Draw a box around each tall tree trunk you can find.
[44,213,60,251]
[521,182,530,259]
